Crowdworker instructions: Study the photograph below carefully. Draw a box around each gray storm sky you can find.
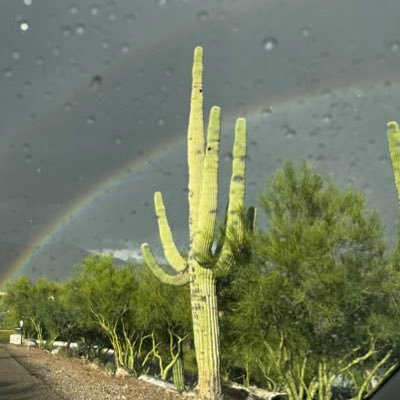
[1,0,400,283]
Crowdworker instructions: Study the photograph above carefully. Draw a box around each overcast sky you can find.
[1,0,400,283]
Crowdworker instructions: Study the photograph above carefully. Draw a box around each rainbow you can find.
[0,131,185,286]
[2,75,397,287]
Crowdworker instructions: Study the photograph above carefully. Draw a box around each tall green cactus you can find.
[387,121,400,202]
[141,47,254,400]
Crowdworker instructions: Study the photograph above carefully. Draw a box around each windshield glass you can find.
[1,1,400,399]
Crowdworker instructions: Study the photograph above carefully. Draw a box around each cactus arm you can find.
[387,121,400,204]
[216,118,247,270]
[194,106,221,259]
[141,243,190,286]
[154,191,186,272]
[188,46,205,244]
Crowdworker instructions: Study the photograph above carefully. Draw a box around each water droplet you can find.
[389,41,400,52]
[164,67,173,77]
[125,13,135,23]
[86,116,96,125]
[379,155,388,163]
[158,118,165,126]
[20,21,29,31]
[90,4,100,15]
[25,154,33,163]
[75,23,86,35]
[222,152,232,162]
[197,10,209,21]
[282,124,296,138]
[24,0,32,5]
[22,143,31,151]
[61,26,72,37]
[107,12,116,21]
[36,56,44,65]
[69,3,79,14]
[121,43,130,53]
[102,40,110,49]
[300,27,311,37]
[262,37,278,51]
[90,75,102,89]
[52,47,60,56]
[3,68,12,78]
[261,106,272,117]
[322,113,332,123]
[36,167,42,173]
[113,136,122,144]
[12,50,21,60]
[64,102,72,111]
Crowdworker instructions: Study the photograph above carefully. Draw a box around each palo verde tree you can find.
[218,161,394,391]
[141,47,254,400]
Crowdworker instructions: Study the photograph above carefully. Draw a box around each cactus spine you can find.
[141,46,252,400]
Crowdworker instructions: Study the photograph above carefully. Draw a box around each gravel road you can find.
[0,344,61,400]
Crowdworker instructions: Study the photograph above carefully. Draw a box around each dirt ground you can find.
[2,344,283,400]
[3,344,193,400]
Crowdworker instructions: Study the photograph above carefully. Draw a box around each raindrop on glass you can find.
[12,50,21,60]
[36,167,42,173]
[158,118,165,126]
[197,10,209,21]
[107,12,116,21]
[300,27,311,38]
[282,124,296,138]
[222,152,232,162]
[86,116,96,125]
[121,43,130,53]
[25,154,33,163]
[61,26,72,37]
[90,4,100,15]
[69,3,79,14]
[164,67,173,77]
[90,75,103,89]
[36,56,44,65]
[261,106,272,117]
[75,24,86,35]
[64,102,72,111]
[379,155,388,163]
[389,41,400,52]
[125,13,135,23]
[24,0,32,5]
[22,143,30,151]
[322,113,332,123]
[20,21,29,31]
[3,68,12,78]
[113,136,123,144]
[262,37,278,51]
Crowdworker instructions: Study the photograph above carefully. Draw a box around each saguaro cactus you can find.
[141,46,254,400]
[387,121,400,201]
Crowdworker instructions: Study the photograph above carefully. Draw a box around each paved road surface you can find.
[0,345,61,400]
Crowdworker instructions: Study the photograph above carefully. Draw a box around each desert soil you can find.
[1,344,193,400]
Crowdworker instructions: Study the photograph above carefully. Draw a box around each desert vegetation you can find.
[2,161,400,399]
[2,48,400,400]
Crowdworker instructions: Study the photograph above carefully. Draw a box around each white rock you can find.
[115,367,131,378]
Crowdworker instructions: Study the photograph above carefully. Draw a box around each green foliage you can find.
[218,161,399,392]
[3,275,70,348]
[3,160,400,398]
